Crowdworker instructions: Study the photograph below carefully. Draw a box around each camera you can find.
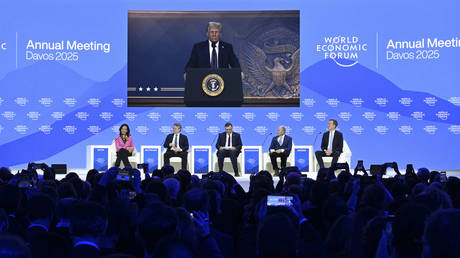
[137,163,149,173]
[406,164,415,175]
[17,170,36,188]
[383,162,401,175]
[440,171,447,183]
[354,160,368,176]
[28,162,45,170]
[370,164,385,176]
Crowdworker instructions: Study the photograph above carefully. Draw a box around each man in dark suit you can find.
[315,119,343,169]
[184,22,241,79]
[269,126,293,176]
[163,123,189,170]
[216,122,242,176]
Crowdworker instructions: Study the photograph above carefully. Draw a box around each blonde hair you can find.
[206,22,222,33]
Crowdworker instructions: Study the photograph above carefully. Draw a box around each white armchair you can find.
[213,150,242,176]
[263,150,295,174]
[161,149,191,172]
[108,141,141,168]
[317,140,352,170]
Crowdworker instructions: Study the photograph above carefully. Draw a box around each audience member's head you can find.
[285,172,302,186]
[57,182,77,199]
[0,208,8,233]
[153,239,196,258]
[56,198,78,222]
[415,187,452,212]
[145,180,170,204]
[0,167,13,183]
[392,202,431,258]
[137,203,177,255]
[27,194,55,226]
[257,213,297,258]
[163,177,180,200]
[0,184,20,215]
[86,169,99,182]
[422,209,460,258]
[0,235,31,258]
[183,188,210,213]
[417,168,430,184]
[160,165,175,177]
[322,195,347,226]
[359,184,385,210]
[29,232,71,258]
[69,201,108,239]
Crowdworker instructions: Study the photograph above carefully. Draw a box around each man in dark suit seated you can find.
[315,119,343,170]
[216,122,243,177]
[184,21,242,80]
[269,126,293,176]
[163,123,190,170]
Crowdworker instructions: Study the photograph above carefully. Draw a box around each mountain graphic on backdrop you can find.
[301,59,459,125]
[0,63,128,166]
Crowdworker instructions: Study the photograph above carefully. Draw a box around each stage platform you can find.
[45,169,460,192]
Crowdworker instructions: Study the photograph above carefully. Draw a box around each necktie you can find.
[278,136,283,146]
[328,132,333,150]
[174,134,179,148]
[227,134,231,147]
[211,42,217,69]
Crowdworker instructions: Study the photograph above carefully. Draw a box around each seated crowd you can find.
[0,163,459,258]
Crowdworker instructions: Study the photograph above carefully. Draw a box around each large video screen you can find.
[128,10,300,107]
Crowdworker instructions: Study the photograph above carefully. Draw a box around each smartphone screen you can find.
[116,171,131,181]
[267,195,293,207]
[18,181,33,188]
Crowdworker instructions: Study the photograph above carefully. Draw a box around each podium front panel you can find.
[192,146,212,174]
[141,146,161,172]
[293,145,314,173]
[242,146,262,175]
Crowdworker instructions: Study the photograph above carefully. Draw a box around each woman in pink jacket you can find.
[114,124,134,167]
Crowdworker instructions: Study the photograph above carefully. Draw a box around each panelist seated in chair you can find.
[163,123,189,170]
[315,119,343,170]
[216,122,242,176]
[269,126,293,176]
[115,123,134,168]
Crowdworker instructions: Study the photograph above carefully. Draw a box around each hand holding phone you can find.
[440,171,447,183]
[267,195,293,207]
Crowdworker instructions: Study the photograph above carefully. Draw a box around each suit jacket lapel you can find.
[332,132,337,148]
[205,41,211,68]
[218,42,223,68]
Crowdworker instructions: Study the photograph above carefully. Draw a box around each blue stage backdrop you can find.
[0,0,459,170]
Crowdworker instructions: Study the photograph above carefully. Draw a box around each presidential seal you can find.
[202,74,225,96]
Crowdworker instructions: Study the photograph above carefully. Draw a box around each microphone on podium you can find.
[262,132,273,147]
[313,131,322,147]
[211,133,219,147]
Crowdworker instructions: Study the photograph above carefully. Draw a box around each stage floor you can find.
[51,169,460,192]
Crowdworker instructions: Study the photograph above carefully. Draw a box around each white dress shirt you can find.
[208,40,219,67]
[327,130,335,151]
[171,133,182,151]
[271,135,285,152]
[225,133,232,148]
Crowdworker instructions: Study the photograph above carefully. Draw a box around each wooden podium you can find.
[184,68,243,107]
